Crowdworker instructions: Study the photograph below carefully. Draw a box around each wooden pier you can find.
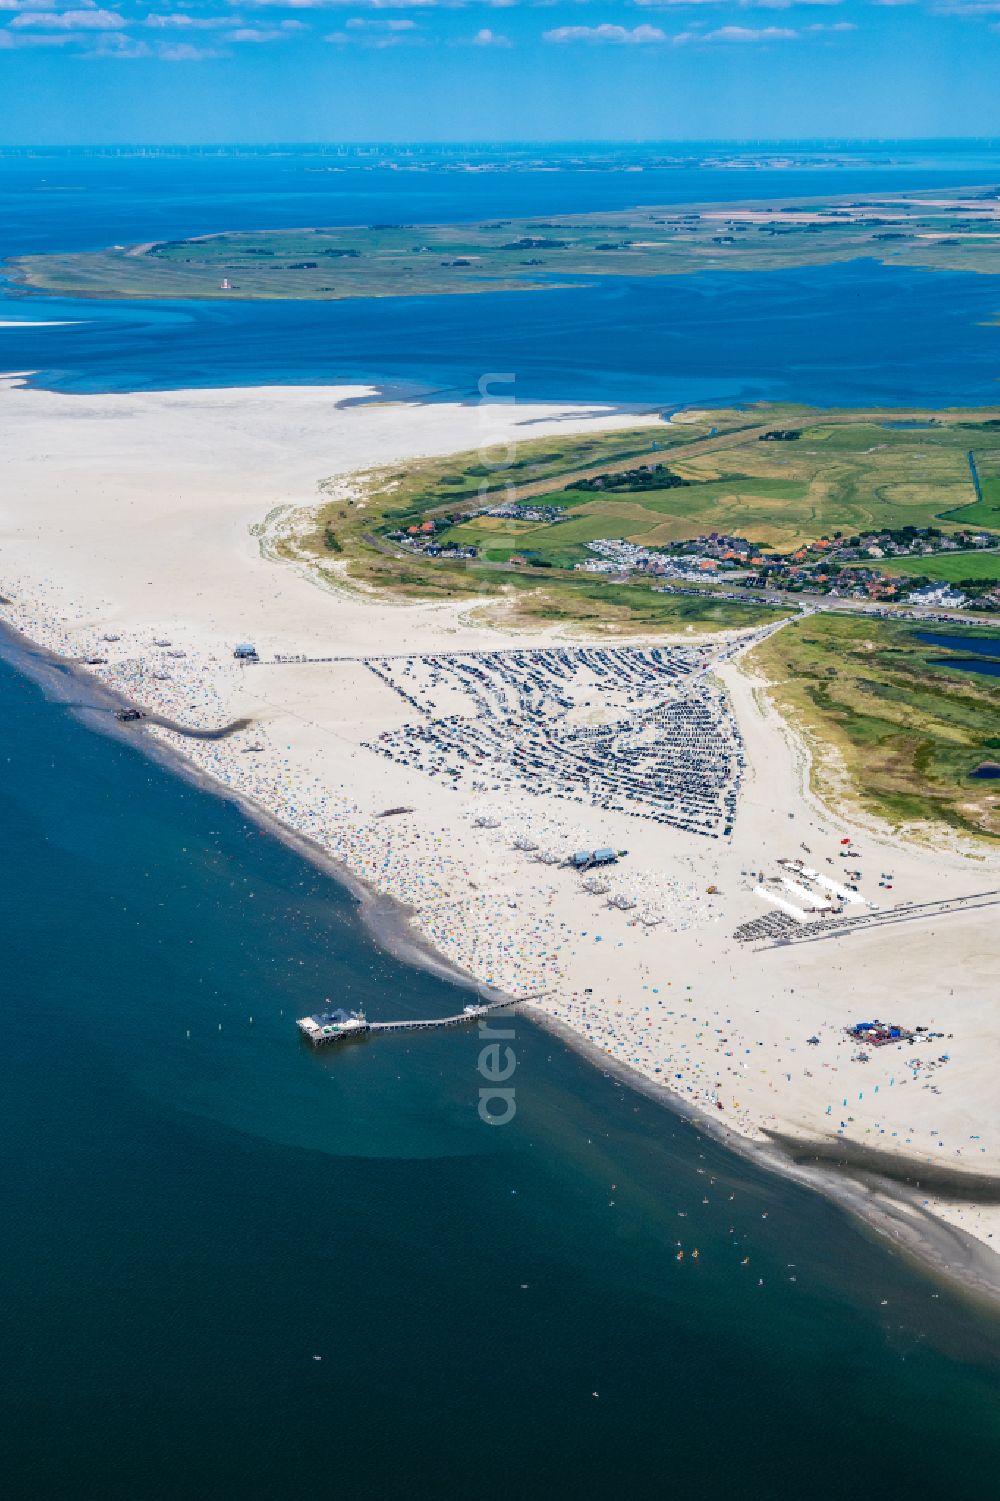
[297,992,548,1046]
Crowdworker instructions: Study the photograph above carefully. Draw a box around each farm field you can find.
[294,402,1000,631]
[296,406,810,630]
[11,186,1000,302]
[433,416,1000,566]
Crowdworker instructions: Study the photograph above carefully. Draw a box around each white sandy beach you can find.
[2,373,998,1290]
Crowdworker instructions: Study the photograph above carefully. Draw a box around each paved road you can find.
[765,889,1000,948]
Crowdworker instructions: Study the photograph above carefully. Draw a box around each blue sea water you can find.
[2,152,1000,1494]
[3,261,1000,407]
[5,147,1000,257]
[2,637,1000,1501]
[2,149,1000,406]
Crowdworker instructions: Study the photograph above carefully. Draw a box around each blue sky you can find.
[1,1,999,143]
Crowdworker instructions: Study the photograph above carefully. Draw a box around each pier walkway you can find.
[247,646,695,668]
[299,991,548,1046]
[367,994,529,1033]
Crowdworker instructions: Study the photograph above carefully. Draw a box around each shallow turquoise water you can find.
[2,641,999,1499]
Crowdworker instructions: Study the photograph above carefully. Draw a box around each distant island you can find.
[8,185,1000,302]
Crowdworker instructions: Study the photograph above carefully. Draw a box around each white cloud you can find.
[0,0,87,9]
[144,13,236,29]
[635,0,838,7]
[226,22,304,38]
[345,14,417,25]
[0,25,77,41]
[0,5,316,56]
[325,17,421,41]
[10,7,124,26]
[807,18,856,27]
[467,25,510,42]
[236,0,514,7]
[544,22,669,42]
[142,16,306,42]
[687,23,799,38]
[86,30,153,54]
[240,0,442,7]
[155,39,220,58]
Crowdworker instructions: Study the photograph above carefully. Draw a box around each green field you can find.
[295,409,807,631]
[325,548,789,633]
[938,447,1000,527]
[11,185,1000,302]
[751,615,1000,839]
[430,415,1000,565]
[324,416,726,525]
[439,474,815,564]
[292,403,1000,634]
[870,550,1000,582]
[939,498,1000,527]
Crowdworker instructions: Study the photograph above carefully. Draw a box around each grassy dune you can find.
[751,615,1000,839]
